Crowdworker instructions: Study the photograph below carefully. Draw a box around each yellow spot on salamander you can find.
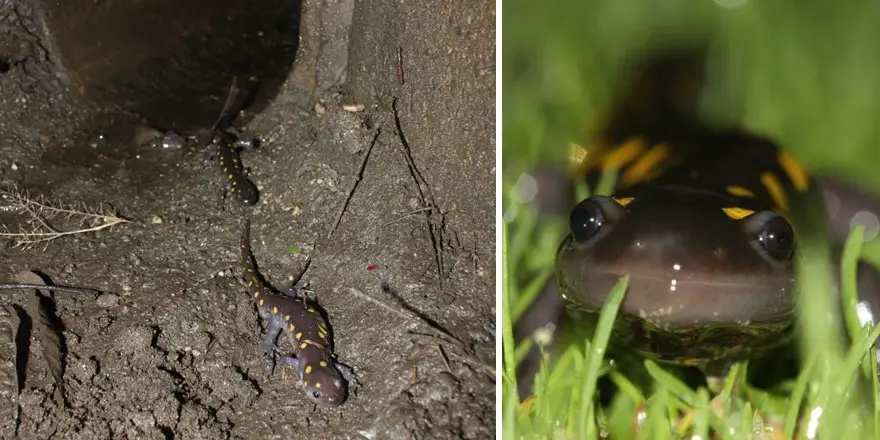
[252,290,258,298]
[726,186,755,198]
[285,315,291,322]
[296,332,303,340]
[317,323,328,334]
[778,150,810,192]
[613,197,634,207]
[621,143,670,187]
[300,342,308,349]
[318,332,327,341]
[288,324,295,332]
[600,137,646,169]
[305,365,312,374]
[259,299,264,306]
[308,308,316,313]
[761,172,789,212]
[315,382,321,389]
[320,361,328,367]
[722,207,755,220]
[272,306,278,314]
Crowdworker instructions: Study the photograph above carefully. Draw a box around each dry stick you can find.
[336,286,415,324]
[381,207,436,228]
[327,128,382,239]
[0,285,100,296]
[339,286,494,378]
[390,98,445,286]
[212,76,241,132]
[410,330,495,379]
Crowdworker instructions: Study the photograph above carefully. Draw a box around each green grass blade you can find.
[502,220,518,440]
[574,276,630,439]
[841,225,867,376]
[644,360,697,407]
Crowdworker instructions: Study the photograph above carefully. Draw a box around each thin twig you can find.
[327,129,381,239]
[334,286,414,323]
[391,98,445,286]
[381,207,436,228]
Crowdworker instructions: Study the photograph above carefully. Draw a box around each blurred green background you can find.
[503,0,880,192]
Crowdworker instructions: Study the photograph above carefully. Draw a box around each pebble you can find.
[96,293,120,308]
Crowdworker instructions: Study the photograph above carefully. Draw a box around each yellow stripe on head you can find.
[761,172,789,212]
[613,197,634,207]
[722,207,755,220]
[600,137,646,169]
[777,150,810,192]
[726,186,755,198]
[621,143,670,187]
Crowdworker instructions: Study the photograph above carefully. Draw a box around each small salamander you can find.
[239,217,354,408]
[204,131,259,206]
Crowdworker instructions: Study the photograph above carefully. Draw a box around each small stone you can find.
[151,215,164,224]
[96,294,120,308]
[314,102,326,115]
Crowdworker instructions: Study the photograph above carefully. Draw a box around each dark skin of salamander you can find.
[518,53,880,391]
[204,131,259,206]
[239,217,354,408]
[557,127,808,366]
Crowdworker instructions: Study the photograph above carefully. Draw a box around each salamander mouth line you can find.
[563,267,790,290]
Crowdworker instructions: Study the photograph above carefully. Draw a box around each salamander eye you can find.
[569,196,626,244]
[758,215,795,261]
[746,211,795,263]
[312,390,321,399]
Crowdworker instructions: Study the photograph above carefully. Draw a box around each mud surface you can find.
[0,0,496,438]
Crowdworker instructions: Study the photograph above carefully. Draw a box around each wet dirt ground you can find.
[0,0,496,439]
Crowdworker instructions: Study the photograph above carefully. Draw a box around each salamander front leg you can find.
[284,284,302,299]
[202,144,219,168]
[233,138,259,151]
[275,350,305,385]
[335,361,358,393]
[261,321,284,374]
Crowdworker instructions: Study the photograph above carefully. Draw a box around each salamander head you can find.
[556,188,798,364]
[301,361,347,408]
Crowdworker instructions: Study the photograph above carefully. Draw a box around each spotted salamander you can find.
[204,131,259,206]
[523,51,880,376]
[239,217,354,408]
